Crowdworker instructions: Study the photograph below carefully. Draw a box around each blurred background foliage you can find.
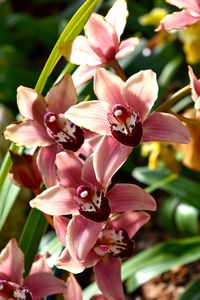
[1,0,200,298]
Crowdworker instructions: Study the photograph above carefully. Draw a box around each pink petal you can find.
[66,215,103,261]
[72,65,99,88]
[56,249,86,274]
[94,68,125,106]
[85,13,119,62]
[90,295,108,300]
[37,145,58,188]
[116,37,140,59]
[24,273,67,299]
[60,36,102,66]
[47,74,77,114]
[105,0,128,40]
[56,151,83,188]
[188,65,200,103]
[17,86,46,123]
[124,70,158,121]
[111,211,150,238]
[3,120,52,147]
[94,256,125,300]
[143,112,190,143]
[167,0,200,13]
[81,154,102,190]
[30,185,78,215]
[0,239,24,284]
[107,183,156,212]
[54,216,70,245]
[156,11,199,31]
[66,100,110,135]
[30,254,51,274]
[64,274,83,300]
[93,136,132,188]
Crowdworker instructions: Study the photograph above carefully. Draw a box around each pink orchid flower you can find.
[0,239,67,300]
[65,68,190,184]
[156,0,200,31]
[3,75,84,187]
[188,65,200,119]
[30,151,156,223]
[60,0,139,87]
[56,212,150,300]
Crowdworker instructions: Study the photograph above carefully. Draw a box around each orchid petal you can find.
[94,68,125,106]
[188,65,200,102]
[24,273,67,299]
[56,249,86,273]
[3,120,52,147]
[0,239,24,284]
[85,13,118,62]
[116,37,140,59]
[30,254,51,274]
[94,136,132,188]
[107,183,156,212]
[105,0,128,40]
[54,216,70,245]
[156,11,199,31]
[66,215,103,261]
[143,112,190,143]
[60,36,102,66]
[72,65,99,88]
[17,86,46,123]
[47,74,77,114]
[111,211,150,238]
[37,145,58,188]
[90,295,108,300]
[64,274,83,300]
[30,185,77,215]
[66,100,110,135]
[124,70,158,121]
[167,0,200,13]
[56,151,83,188]
[81,154,102,190]
[94,256,125,300]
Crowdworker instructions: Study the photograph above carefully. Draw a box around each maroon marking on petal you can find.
[44,112,84,152]
[0,281,33,300]
[75,185,111,222]
[95,228,134,258]
[108,104,143,147]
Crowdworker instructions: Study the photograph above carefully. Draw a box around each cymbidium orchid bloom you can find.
[3,74,84,187]
[65,68,190,184]
[55,212,151,300]
[188,65,200,118]
[30,151,156,223]
[0,239,67,300]
[59,0,139,87]
[156,0,200,31]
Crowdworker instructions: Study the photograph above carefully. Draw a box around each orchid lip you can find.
[108,104,143,147]
[0,280,33,300]
[44,112,84,152]
[76,185,111,222]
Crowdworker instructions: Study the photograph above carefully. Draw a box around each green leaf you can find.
[179,277,200,300]
[133,167,200,210]
[125,236,200,292]
[19,208,48,276]
[35,0,99,93]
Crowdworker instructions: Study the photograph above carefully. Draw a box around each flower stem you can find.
[109,59,127,81]
[156,85,190,112]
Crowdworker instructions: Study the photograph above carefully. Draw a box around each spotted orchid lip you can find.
[108,104,143,147]
[75,185,111,222]
[44,112,84,152]
[0,280,33,300]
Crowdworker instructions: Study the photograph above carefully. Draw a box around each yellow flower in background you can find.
[179,21,200,64]
[139,8,167,27]
[141,142,180,172]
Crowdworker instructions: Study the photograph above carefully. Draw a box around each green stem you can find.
[156,84,190,112]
